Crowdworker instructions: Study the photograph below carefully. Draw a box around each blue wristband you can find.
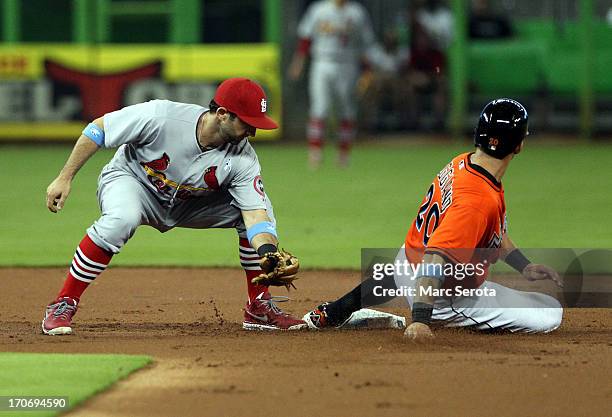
[82,123,105,146]
[246,221,277,244]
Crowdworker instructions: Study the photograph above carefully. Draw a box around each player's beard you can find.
[219,123,245,146]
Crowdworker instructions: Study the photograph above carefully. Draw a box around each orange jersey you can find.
[405,152,506,288]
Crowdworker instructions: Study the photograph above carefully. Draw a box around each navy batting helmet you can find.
[474,98,528,159]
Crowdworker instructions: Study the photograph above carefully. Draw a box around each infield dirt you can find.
[1,268,610,417]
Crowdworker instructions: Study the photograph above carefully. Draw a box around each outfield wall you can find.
[0,44,281,141]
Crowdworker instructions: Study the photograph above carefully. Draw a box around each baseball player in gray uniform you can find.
[289,0,376,168]
[42,78,306,335]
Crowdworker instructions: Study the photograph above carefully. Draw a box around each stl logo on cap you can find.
[214,78,278,130]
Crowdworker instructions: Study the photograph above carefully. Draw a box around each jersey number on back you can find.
[415,184,440,246]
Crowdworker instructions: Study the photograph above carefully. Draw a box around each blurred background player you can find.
[358,29,410,131]
[405,0,453,129]
[358,0,452,132]
[288,0,377,168]
[469,0,514,40]
[414,0,453,49]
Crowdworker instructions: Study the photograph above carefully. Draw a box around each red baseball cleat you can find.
[243,293,307,331]
[42,297,78,335]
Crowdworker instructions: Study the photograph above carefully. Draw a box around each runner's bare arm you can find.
[501,235,562,287]
[405,252,446,341]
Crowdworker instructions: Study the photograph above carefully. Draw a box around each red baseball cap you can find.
[213,78,278,130]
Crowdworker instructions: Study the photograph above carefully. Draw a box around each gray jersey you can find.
[102,100,269,213]
[297,0,375,64]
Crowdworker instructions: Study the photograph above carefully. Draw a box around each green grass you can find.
[1,142,611,268]
[0,353,151,417]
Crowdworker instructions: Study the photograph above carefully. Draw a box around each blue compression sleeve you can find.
[82,123,105,146]
[246,221,278,244]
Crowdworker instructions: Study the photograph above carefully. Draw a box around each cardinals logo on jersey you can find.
[203,166,220,190]
[141,153,171,192]
[141,153,170,172]
[140,154,220,199]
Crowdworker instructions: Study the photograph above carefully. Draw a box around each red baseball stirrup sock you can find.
[239,238,269,302]
[57,234,113,302]
[307,118,324,150]
[338,119,355,151]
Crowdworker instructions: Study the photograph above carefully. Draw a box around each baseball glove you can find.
[251,250,299,290]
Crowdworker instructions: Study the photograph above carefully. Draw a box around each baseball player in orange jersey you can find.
[304,99,563,339]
